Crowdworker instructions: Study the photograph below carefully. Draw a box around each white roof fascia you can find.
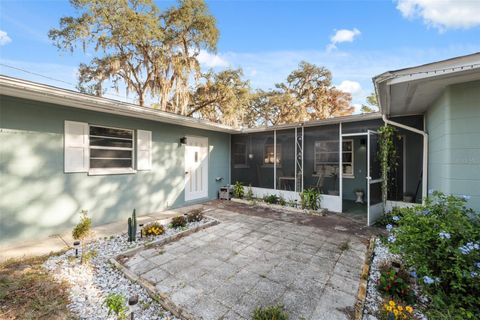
[386,62,480,86]
[373,52,480,116]
[241,112,383,133]
[0,75,239,134]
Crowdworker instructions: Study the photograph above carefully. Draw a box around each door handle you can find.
[185,171,189,174]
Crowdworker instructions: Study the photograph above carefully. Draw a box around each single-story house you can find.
[1,53,479,244]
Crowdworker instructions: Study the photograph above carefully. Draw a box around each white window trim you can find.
[342,139,354,178]
[87,124,137,176]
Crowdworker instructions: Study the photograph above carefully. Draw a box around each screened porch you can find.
[230,115,425,225]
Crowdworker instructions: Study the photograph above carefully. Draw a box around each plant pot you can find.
[355,191,364,204]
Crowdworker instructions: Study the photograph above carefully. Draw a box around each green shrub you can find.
[375,207,404,227]
[278,195,286,206]
[103,293,127,320]
[377,261,414,303]
[246,184,254,201]
[300,188,320,210]
[387,191,480,318]
[252,305,289,320]
[263,194,279,204]
[72,209,91,241]
[233,181,244,198]
[187,209,204,222]
[170,215,187,229]
[72,209,92,264]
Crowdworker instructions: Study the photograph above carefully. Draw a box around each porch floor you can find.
[340,200,367,224]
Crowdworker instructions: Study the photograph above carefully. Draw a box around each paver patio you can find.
[121,202,371,320]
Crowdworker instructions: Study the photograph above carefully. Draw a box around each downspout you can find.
[382,114,428,204]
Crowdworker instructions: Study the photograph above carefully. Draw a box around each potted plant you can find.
[403,192,414,203]
[354,188,364,204]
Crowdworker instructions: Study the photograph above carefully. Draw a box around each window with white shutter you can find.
[137,130,152,171]
[64,121,89,173]
[64,122,151,175]
[88,125,135,174]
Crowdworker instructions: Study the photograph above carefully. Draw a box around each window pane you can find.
[342,141,352,151]
[304,124,340,195]
[233,154,246,165]
[233,143,247,165]
[90,126,132,139]
[90,159,132,168]
[264,144,275,164]
[231,132,274,189]
[90,137,133,148]
[276,129,295,191]
[343,164,353,175]
[90,149,132,159]
[342,153,352,163]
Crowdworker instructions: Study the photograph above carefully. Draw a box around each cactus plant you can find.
[127,209,137,242]
[128,217,133,242]
[132,209,137,240]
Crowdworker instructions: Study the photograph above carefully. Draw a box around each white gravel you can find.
[362,238,428,320]
[44,218,212,320]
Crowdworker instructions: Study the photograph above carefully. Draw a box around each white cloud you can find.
[396,0,480,31]
[352,103,363,114]
[197,50,229,68]
[0,30,12,46]
[337,80,362,95]
[327,28,361,51]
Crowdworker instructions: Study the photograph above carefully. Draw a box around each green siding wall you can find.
[342,136,367,201]
[0,95,230,244]
[426,80,480,211]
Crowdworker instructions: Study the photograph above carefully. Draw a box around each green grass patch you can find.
[252,304,289,320]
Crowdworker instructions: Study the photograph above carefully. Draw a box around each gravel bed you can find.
[363,238,428,320]
[44,218,212,320]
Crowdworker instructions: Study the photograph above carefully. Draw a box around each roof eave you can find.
[0,75,240,134]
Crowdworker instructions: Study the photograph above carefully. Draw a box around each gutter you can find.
[382,114,428,204]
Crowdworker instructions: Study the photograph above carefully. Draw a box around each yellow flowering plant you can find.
[142,222,165,237]
[380,300,415,320]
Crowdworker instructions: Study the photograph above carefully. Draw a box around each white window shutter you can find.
[64,121,89,173]
[137,130,152,171]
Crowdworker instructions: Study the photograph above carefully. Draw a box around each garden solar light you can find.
[128,295,139,320]
[73,241,80,257]
[139,223,144,238]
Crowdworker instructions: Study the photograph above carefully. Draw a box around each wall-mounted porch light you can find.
[180,137,187,144]
[248,153,254,159]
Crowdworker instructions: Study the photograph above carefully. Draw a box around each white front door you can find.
[185,136,209,201]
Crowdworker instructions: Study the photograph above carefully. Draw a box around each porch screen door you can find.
[367,130,383,226]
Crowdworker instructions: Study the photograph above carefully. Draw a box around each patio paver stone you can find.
[119,202,369,320]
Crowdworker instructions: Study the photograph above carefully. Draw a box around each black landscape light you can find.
[139,223,144,238]
[128,295,139,320]
[73,241,80,258]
